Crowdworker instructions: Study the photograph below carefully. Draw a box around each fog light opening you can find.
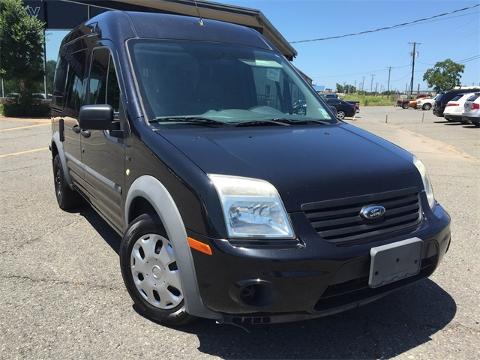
[235,280,274,307]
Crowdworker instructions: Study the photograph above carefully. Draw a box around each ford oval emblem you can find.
[360,205,386,220]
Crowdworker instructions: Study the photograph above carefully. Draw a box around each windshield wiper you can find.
[234,119,290,127]
[273,118,334,125]
[150,116,226,126]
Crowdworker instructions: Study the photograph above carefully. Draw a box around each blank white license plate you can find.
[369,238,422,288]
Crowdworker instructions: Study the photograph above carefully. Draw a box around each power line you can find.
[290,4,480,44]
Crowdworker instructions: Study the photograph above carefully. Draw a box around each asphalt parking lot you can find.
[0,107,479,359]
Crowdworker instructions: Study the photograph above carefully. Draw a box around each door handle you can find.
[80,129,91,138]
[72,124,80,134]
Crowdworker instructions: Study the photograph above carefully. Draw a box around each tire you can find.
[52,154,82,210]
[336,110,345,119]
[422,103,431,111]
[120,213,195,326]
[402,103,409,109]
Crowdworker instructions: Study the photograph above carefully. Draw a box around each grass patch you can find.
[342,94,395,106]
[0,104,3,116]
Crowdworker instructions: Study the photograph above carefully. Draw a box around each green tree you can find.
[423,59,465,92]
[0,0,45,113]
[46,59,56,94]
[336,83,344,93]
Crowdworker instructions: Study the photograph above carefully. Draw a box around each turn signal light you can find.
[446,102,459,107]
[188,237,213,255]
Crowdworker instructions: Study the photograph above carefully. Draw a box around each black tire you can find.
[402,103,409,109]
[120,213,195,326]
[422,103,432,111]
[336,110,345,119]
[52,154,83,210]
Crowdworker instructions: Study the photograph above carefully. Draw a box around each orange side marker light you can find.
[188,237,213,256]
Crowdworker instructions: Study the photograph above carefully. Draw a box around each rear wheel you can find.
[402,103,409,109]
[120,214,195,326]
[336,110,345,119]
[52,154,82,210]
[422,103,432,110]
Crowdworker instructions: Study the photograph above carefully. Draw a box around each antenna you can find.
[193,0,204,26]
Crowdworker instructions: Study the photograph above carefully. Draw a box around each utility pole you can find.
[361,76,365,92]
[370,74,375,93]
[408,42,420,96]
[354,80,357,93]
[375,82,378,93]
[417,83,420,94]
[387,66,392,93]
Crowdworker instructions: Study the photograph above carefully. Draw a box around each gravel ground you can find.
[0,108,478,359]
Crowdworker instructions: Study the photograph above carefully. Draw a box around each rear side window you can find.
[450,95,462,102]
[64,50,87,115]
[52,55,68,107]
[467,94,480,101]
[87,48,120,112]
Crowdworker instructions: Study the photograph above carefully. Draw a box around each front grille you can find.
[302,187,422,245]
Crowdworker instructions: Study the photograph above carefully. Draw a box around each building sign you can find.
[22,0,106,30]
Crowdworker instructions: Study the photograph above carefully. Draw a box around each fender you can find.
[52,132,73,187]
[124,175,221,320]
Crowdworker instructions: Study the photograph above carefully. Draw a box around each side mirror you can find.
[79,104,113,130]
[329,105,337,116]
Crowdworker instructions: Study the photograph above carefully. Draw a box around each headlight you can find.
[209,174,295,239]
[413,157,435,209]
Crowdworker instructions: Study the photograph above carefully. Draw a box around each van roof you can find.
[64,11,274,53]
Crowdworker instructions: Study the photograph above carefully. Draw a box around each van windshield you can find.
[129,40,335,126]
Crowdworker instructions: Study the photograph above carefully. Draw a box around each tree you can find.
[423,59,465,92]
[46,59,57,94]
[0,0,45,113]
[336,83,344,93]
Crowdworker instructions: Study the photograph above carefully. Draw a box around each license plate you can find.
[369,238,422,288]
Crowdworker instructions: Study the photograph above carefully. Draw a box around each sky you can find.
[45,0,480,92]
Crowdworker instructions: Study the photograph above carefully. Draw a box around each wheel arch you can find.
[124,175,220,320]
[51,132,72,186]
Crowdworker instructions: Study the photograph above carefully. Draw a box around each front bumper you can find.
[189,203,451,323]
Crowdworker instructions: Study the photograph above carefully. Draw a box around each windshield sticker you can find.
[239,59,282,68]
[267,68,281,82]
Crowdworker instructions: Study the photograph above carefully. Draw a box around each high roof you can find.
[75,0,297,60]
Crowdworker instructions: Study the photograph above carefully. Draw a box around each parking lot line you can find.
[0,123,50,133]
[0,147,48,159]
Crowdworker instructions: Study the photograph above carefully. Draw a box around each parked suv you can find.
[433,87,480,117]
[51,11,451,326]
[443,92,475,122]
[462,93,480,127]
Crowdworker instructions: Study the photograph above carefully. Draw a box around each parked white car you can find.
[444,92,476,122]
[416,94,438,110]
[462,93,480,127]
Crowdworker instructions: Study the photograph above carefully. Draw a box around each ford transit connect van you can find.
[50,11,451,326]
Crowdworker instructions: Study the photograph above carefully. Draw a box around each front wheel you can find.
[422,103,432,111]
[402,103,409,109]
[336,110,346,119]
[120,214,195,326]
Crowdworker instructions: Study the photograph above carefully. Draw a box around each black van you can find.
[433,87,480,117]
[51,11,451,326]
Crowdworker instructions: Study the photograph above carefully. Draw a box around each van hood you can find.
[160,123,421,211]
